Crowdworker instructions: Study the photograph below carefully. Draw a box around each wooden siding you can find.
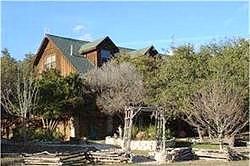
[83,50,112,67]
[36,39,77,76]
[84,50,98,66]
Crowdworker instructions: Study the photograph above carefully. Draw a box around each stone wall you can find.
[105,136,157,151]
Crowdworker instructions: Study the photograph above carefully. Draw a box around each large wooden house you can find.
[34,34,159,76]
[33,34,160,140]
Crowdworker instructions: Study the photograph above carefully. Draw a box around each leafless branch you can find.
[183,80,248,150]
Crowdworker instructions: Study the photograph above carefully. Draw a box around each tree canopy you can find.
[1,38,248,142]
[84,61,145,114]
[114,38,249,142]
[35,70,85,120]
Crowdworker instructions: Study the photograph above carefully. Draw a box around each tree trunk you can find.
[219,133,223,151]
[122,110,129,150]
[22,117,28,143]
[162,117,166,153]
[41,118,58,132]
[219,140,223,151]
[126,110,133,151]
[197,126,203,142]
[208,128,212,140]
[228,135,235,147]
[122,108,135,152]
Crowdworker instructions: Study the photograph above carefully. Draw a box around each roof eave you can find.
[33,36,49,66]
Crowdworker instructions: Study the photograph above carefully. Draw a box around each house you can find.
[34,34,159,76]
[33,34,160,140]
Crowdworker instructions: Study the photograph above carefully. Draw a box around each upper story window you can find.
[44,55,56,69]
[101,49,111,63]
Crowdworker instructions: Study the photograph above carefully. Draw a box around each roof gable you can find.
[46,34,89,56]
[34,34,94,74]
[79,36,119,54]
[130,45,159,56]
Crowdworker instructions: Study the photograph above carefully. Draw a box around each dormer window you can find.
[44,55,56,69]
[101,49,111,63]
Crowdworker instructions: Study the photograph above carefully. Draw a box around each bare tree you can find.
[183,80,248,150]
[40,118,59,132]
[1,73,38,140]
[85,61,145,150]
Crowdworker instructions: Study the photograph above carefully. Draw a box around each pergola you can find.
[122,106,166,152]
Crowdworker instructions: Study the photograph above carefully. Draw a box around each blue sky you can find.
[1,1,249,60]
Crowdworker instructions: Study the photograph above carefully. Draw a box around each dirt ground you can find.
[1,154,249,166]
[135,160,249,166]
[1,140,249,166]
[2,157,249,166]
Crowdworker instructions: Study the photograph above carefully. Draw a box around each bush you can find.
[165,129,173,140]
[145,125,156,140]
[12,126,35,141]
[33,129,63,141]
[131,126,139,139]
[12,126,63,142]
[131,125,174,140]
[144,126,173,140]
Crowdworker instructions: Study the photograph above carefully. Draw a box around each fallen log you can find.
[226,147,247,161]
[169,147,195,161]
[23,149,131,165]
[195,151,227,159]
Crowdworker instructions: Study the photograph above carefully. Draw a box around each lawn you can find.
[132,149,150,156]
[192,143,220,150]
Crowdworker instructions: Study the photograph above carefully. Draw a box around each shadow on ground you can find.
[1,139,119,154]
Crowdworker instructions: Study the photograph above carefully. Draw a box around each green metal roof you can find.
[79,36,119,54]
[131,46,153,55]
[46,34,94,74]
[113,47,136,57]
[118,47,136,54]
[44,34,161,73]
[129,45,159,56]
[79,37,107,54]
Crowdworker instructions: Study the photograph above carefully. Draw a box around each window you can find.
[44,55,56,69]
[101,49,111,63]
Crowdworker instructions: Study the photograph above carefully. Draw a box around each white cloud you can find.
[72,25,85,32]
[72,24,93,41]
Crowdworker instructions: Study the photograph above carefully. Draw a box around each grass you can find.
[132,149,150,156]
[192,143,220,150]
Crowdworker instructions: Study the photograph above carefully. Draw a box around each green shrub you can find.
[131,125,157,140]
[165,129,173,140]
[12,126,63,142]
[12,126,35,141]
[131,126,139,139]
[33,129,63,141]
[145,125,156,140]
[144,126,173,140]
[130,125,173,140]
